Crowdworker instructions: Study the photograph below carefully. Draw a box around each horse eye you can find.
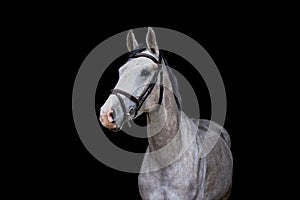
[141,69,150,76]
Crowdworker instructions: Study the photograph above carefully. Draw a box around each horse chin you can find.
[110,126,121,132]
[109,122,124,132]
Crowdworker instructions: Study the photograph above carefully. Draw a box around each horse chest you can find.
[138,149,200,199]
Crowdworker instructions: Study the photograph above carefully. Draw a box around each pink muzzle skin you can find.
[100,108,116,130]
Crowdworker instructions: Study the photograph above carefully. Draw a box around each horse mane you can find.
[160,50,182,110]
[165,64,182,110]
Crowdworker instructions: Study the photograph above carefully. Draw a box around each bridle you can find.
[111,48,165,120]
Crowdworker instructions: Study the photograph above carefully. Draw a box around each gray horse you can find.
[100,27,233,200]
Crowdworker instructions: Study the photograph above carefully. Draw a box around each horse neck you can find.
[147,67,180,152]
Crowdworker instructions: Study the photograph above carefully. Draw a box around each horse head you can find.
[100,27,163,132]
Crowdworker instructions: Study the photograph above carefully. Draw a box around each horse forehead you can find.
[119,57,153,72]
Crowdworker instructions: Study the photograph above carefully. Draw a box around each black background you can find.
[18,13,288,199]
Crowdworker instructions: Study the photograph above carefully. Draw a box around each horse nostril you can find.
[107,109,115,123]
[110,112,115,123]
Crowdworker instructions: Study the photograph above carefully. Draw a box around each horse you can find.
[99,27,233,200]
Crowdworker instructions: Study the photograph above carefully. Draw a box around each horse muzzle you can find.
[100,108,120,131]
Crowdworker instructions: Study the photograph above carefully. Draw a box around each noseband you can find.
[111,48,164,119]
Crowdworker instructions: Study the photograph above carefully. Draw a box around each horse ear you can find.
[127,29,139,52]
[146,27,159,55]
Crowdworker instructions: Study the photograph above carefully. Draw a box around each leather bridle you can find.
[111,48,164,119]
